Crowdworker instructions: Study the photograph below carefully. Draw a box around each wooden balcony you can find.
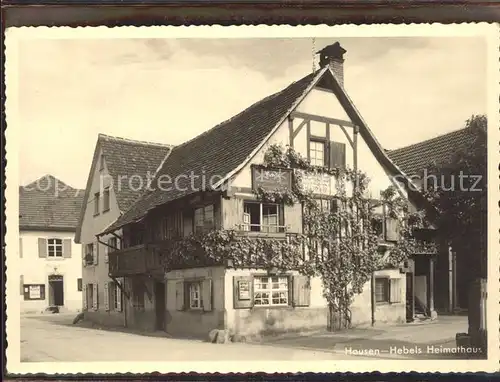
[108,244,163,277]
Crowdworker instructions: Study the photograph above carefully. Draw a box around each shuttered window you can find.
[329,141,346,169]
[375,277,390,303]
[292,275,311,307]
[385,218,400,242]
[389,278,402,303]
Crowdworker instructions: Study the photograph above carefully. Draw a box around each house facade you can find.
[19,175,84,313]
[75,134,172,327]
[94,42,438,339]
[388,124,487,313]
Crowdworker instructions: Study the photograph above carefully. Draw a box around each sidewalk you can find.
[257,315,479,359]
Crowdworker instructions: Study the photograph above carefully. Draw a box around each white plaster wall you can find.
[231,86,399,200]
[20,230,82,313]
[79,145,125,322]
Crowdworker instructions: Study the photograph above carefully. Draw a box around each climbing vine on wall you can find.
[159,143,435,329]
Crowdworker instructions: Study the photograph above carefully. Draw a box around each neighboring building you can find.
[92,42,438,339]
[388,124,486,313]
[19,175,84,313]
[75,134,172,327]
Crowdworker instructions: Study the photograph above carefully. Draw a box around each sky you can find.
[16,37,487,189]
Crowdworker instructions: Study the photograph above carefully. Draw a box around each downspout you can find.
[371,273,376,326]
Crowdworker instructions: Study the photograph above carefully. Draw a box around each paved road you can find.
[20,314,474,363]
[20,314,357,362]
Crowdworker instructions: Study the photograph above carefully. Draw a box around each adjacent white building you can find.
[19,175,84,313]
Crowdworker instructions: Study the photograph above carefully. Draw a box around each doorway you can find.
[154,281,166,331]
[48,275,64,306]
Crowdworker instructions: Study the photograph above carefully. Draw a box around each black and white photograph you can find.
[5,25,498,373]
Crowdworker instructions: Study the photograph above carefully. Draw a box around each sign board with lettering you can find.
[297,170,332,195]
[251,165,293,192]
[29,285,41,299]
[237,280,251,300]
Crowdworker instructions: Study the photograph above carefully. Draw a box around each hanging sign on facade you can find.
[251,165,293,192]
[297,170,332,195]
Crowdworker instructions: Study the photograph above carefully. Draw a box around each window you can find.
[103,187,110,212]
[77,278,82,292]
[85,243,94,264]
[194,205,215,234]
[375,277,390,303]
[108,237,118,252]
[108,281,122,311]
[188,282,202,309]
[99,154,105,171]
[87,283,94,310]
[47,238,63,257]
[163,212,183,239]
[243,202,284,233]
[329,141,347,169]
[309,139,326,167]
[94,192,100,215]
[254,276,289,306]
[20,275,24,295]
[23,284,46,301]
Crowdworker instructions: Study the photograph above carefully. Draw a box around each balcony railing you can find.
[108,244,163,277]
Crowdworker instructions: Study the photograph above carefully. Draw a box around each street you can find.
[20,313,474,362]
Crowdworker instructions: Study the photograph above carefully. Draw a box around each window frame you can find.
[193,204,215,234]
[187,281,203,310]
[253,275,290,307]
[47,238,63,258]
[85,243,94,264]
[132,279,145,310]
[375,277,390,304]
[77,278,83,292]
[308,137,327,167]
[243,201,285,233]
[103,187,110,213]
[94,192,100,216]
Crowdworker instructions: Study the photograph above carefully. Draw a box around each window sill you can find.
[93,213,100,217]
[46,257,65,261]
[252,305,293,310]
[102,208,110,214]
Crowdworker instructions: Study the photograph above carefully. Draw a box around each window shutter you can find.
[83,284,88,310]
[175,281,185,311]
[38,238,47,258]
[329,141,346,169]
[389,278,402,303]
[63,239,72,258]
[233,276,253,309]
[20,275,24,295]
[93,284,98,310]
[202,279,213,312]
[19,238,23,258]
[292,275,311,307]
[116,281,123,312]
[93,241,99,265]
[104,241,109,264]
[385,218,399,242]
[104,282,110,311]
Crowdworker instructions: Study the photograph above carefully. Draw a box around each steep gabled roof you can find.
[101,70,322,234]
[101,65,427,236]
[19,175,84,231]
[74,134,173,243]
[387,127,482,177]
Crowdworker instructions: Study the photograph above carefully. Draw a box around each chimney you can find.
[317,42,347,86]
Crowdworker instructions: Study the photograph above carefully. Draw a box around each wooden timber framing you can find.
[290,111,355,129]
[290,111,355,149]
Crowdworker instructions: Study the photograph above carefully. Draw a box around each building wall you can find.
[19,229,82,313]
[350,269,407,326]
[224,268,328,336]
[164,266,226,338]
[79,146,125,327]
